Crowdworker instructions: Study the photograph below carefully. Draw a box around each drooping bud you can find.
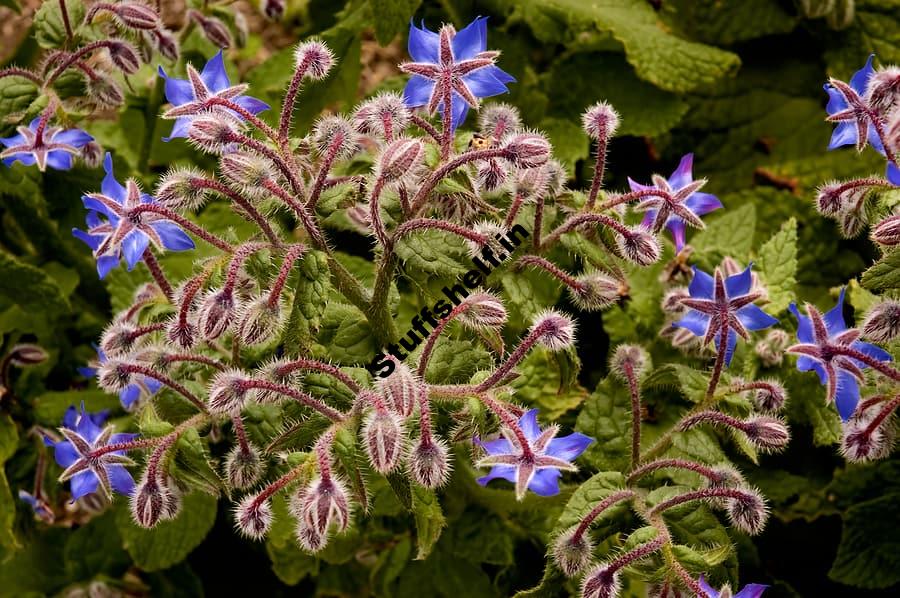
[661,287,689,314]
[81,141,104,168]
[609,344,648,381]
[253,359,301,404]
[750,380,788,412]
[570,272,622,311]
[166,316,197,350]
[617,226,661,266]
[581,564,621,598]
[839,202,868,238]
[262,0,284,20]
[742,415,790,452]
[208,369,252,414]
[130,473,168,528]
[294,40,334,79]
[581,101,619,140]
[293,475,351,551]
[465,220,507,258]
[7,343,48,367]
[551,526,594,577]
[225,442,264,489]
[190,11,232,48]
[476,159,508,191]
[100,321,138,356]
[725,486,768,535]
[187,115,239,154]
[107,40,141,74]
[198,288,238,340]
[872,214,900,245]
[377,361,425,417]
[509,164,552,201]
[866,67,900,114]
[156,168,210,212]
[408,437,451,488]
[531,309,576,351]
[220,153,276,198]
[96,359,131,392]
[754,328,790,367]
[815,181,852,216]
[353,92,411,138]
[237,296,283,346]
[234,494,272,539]
[87,77,125,107]
[150,28,179,62]
[862,300,900,342]
[478,103,522,139]
[312,115,359,159]
[457,293,508,329]
[501,131,551,168]
[362,408,404,473]
[378,138,425,183]
[109,2,159,30]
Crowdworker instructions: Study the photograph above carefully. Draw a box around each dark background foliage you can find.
[2,0,900,596]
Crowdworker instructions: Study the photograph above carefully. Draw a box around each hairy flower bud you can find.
[131,473,168,528]
[156,168,210,212]
[237,296,283,346]
[96,359,131,392]
[617,226,661,266]
[107,40,141,74]
[353,92,411,138]
[166,316,197,349]
[861,300,900,343]
[362,408,404,473]
[532,309,576,351]
[225,442,264,489]
[190,12,232,48]
[661,287,690,314]
[100,321,138,356]
[81,141,104,168]
[754,329,790,367]
[262,0,284,19]
[581,101,619,140]
[377,361,425,417]
[409,437,451,488]
[609,344,648,381]
[7,343,48,367]
[872,214,900,245]
[866,67,900,114]
[187,115,239,154]
[293,476,351,551]
[208,369,252,414]
[378,137,425,182]
[477,158,508,191]
[87,77,125,108]
[478,103,522,139]
[502,132,551,168]
[551,526,593,577]
[198,288,238,340]
[581,564,620,598]
[219,153,277,197]
[109,2,159,30]
[726,486,768,535]
[294,40,334,79]
[750,380,788,412]
[253,359,301,403]
[465,220,507,258]
[815,181,852,216]
[234,494,272,539]
[742,415,790,452]
[150,28,179,62]
[458,293,508,329]
[312,115,359,159]
[570,272,622,311]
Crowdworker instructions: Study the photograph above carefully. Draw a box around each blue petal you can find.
[77,366,97,377]
[725,265,753,298]
[828,121,858,150]
[627,176,655,193]
[45,151,73,171]
[72,228,105,251]
[852,340,892,364]
[402,76,434,108]
[0,131,26,147]
[108,465,136,496]
[718,329,739,367]
[689,266,714,299]
[447,95,470,130]
[528,468,561,496]
[97,255,120,279]
[824,288,847,335]
[452,16,488,60]
[70,471,99,500]
[158,66,194,106]
[232,95,270,115]
[151,221,195,251]
[684,192,722,216]
[75,412,102,443]
[850,54,875,95]
[518,409,541,441]
[868,123,885,153]
[201,50,231,93]
[834,368,860,421]
[101,154,126,203]
[54,441,79,468]
[546,432,594,461]
[408,19,439,63]
[788,303,813,344]
[162,117,193,142]
[476,464,516,486]
[53,128,93,147]
[462,68,510,99]
[478,436,512,455]
[887,161,900,185]
[121,229,150,270]
[668,153,694,190]
[698,575,719,598]
[736,304,778,331]
[109,432,139,446]
[673,310,711,338]
[824,84,848,116]
[796,357,826,383]
[82,195,120,221]
[666,218,687,252]
[62,405,78,428]
[733,584,769,598]
[119,385,141,409]
[145,377,163,394]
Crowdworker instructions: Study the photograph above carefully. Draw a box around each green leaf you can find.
[32,389,121,426]
[172,428,224,495]
[317,302,376,365]
[829,493,900,589]
[661,0,797,46]
[575,376,631,472]
[555,471,628,530]
[283,249,331,355]
[394,228,472,278]
[691,202,757,269]
[0,76,40,130]
[63,511,129,580]
[369,0,422,44]
[642,363,708,403]
[421,338,492,385]
[861,249,900,292]
[116,491,218,572]
[509,346,587,419]
[0,413,19,552]
[0,251,71,316]
[755,217,798,314]
[411,485,445,560]
[33,0,85,48]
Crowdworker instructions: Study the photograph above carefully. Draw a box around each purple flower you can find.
[476,409,593,500]
[824,55,881,152]
[0,117,93,171]
[157,50,269,141]
[788,289,892,421]
[399,16,515,131]
[627,153,722,252]
[47,403,138,500]
[79,346,161,410]
[72,153,194,278]
[674,265,778,366]
[699,575,767,598]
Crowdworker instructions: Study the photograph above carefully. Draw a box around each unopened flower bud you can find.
[815,181,849,216]
[81,141,103,167]
[234,494,272,539]
[353,92,410,138]
[378,138,425,182]
[8,343,48,367]
[208,369,252,413]
[220,153,276,197]
[312,115,359,159]
[662,287,690,314]
[477,159,508,191]
[872,214,900,245]
[96,359,131,392]
[726,486,768,535]
[478,103,521,139]
[262,0,284,20]
[191,12,232,48]
[544,160,568,196]
[617,226,661,266]
[294,40,334,79]
[377,361,424,417]
[151,28,179,62]
[166,317,197,349]
[225,442,264,489]
[156,168,209,212]
[293,475,351,551]
[755,329,790,367]
[570,272,622,311]
[253,359,300,403]
[100,321,138,356]
[839,204,868,238]
[502,132,551,168]
[581,101,619,140]
[110,2,159,30]
[510,165,551,200]
[187,115,239,154]
[581,564,621,598]
[409,437,450,488]
[551,526,593,577]
[131,473,168,528]
[87,78,125,107]
[531,309,576,351]
[362,408,404,473]
[862,300,900,342]
[609,344,648,381]
[237,296,283,346]
[107,40,141,74]
[742,415,790,452]
[866,67,900,114]
[750,380,788,411]
[458,293,507,329]
[198,288,238,340]
[465,221,507,258]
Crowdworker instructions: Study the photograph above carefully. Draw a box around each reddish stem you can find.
[572,490,635,540]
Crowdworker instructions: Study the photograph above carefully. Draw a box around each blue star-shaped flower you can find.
[399,16,515,131]
[476,408,593,499]
[824,55,881,152]
[79,346,161,410]
[699,575,767,598]
[674,265,778,366]
[788,289,892,421]
[45,403,138,500]
[72,153,194,278]
[627,153,722,252]
[157,50,269,141]
[0,117,93,171]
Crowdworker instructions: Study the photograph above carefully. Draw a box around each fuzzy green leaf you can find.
[756,217,798,314]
